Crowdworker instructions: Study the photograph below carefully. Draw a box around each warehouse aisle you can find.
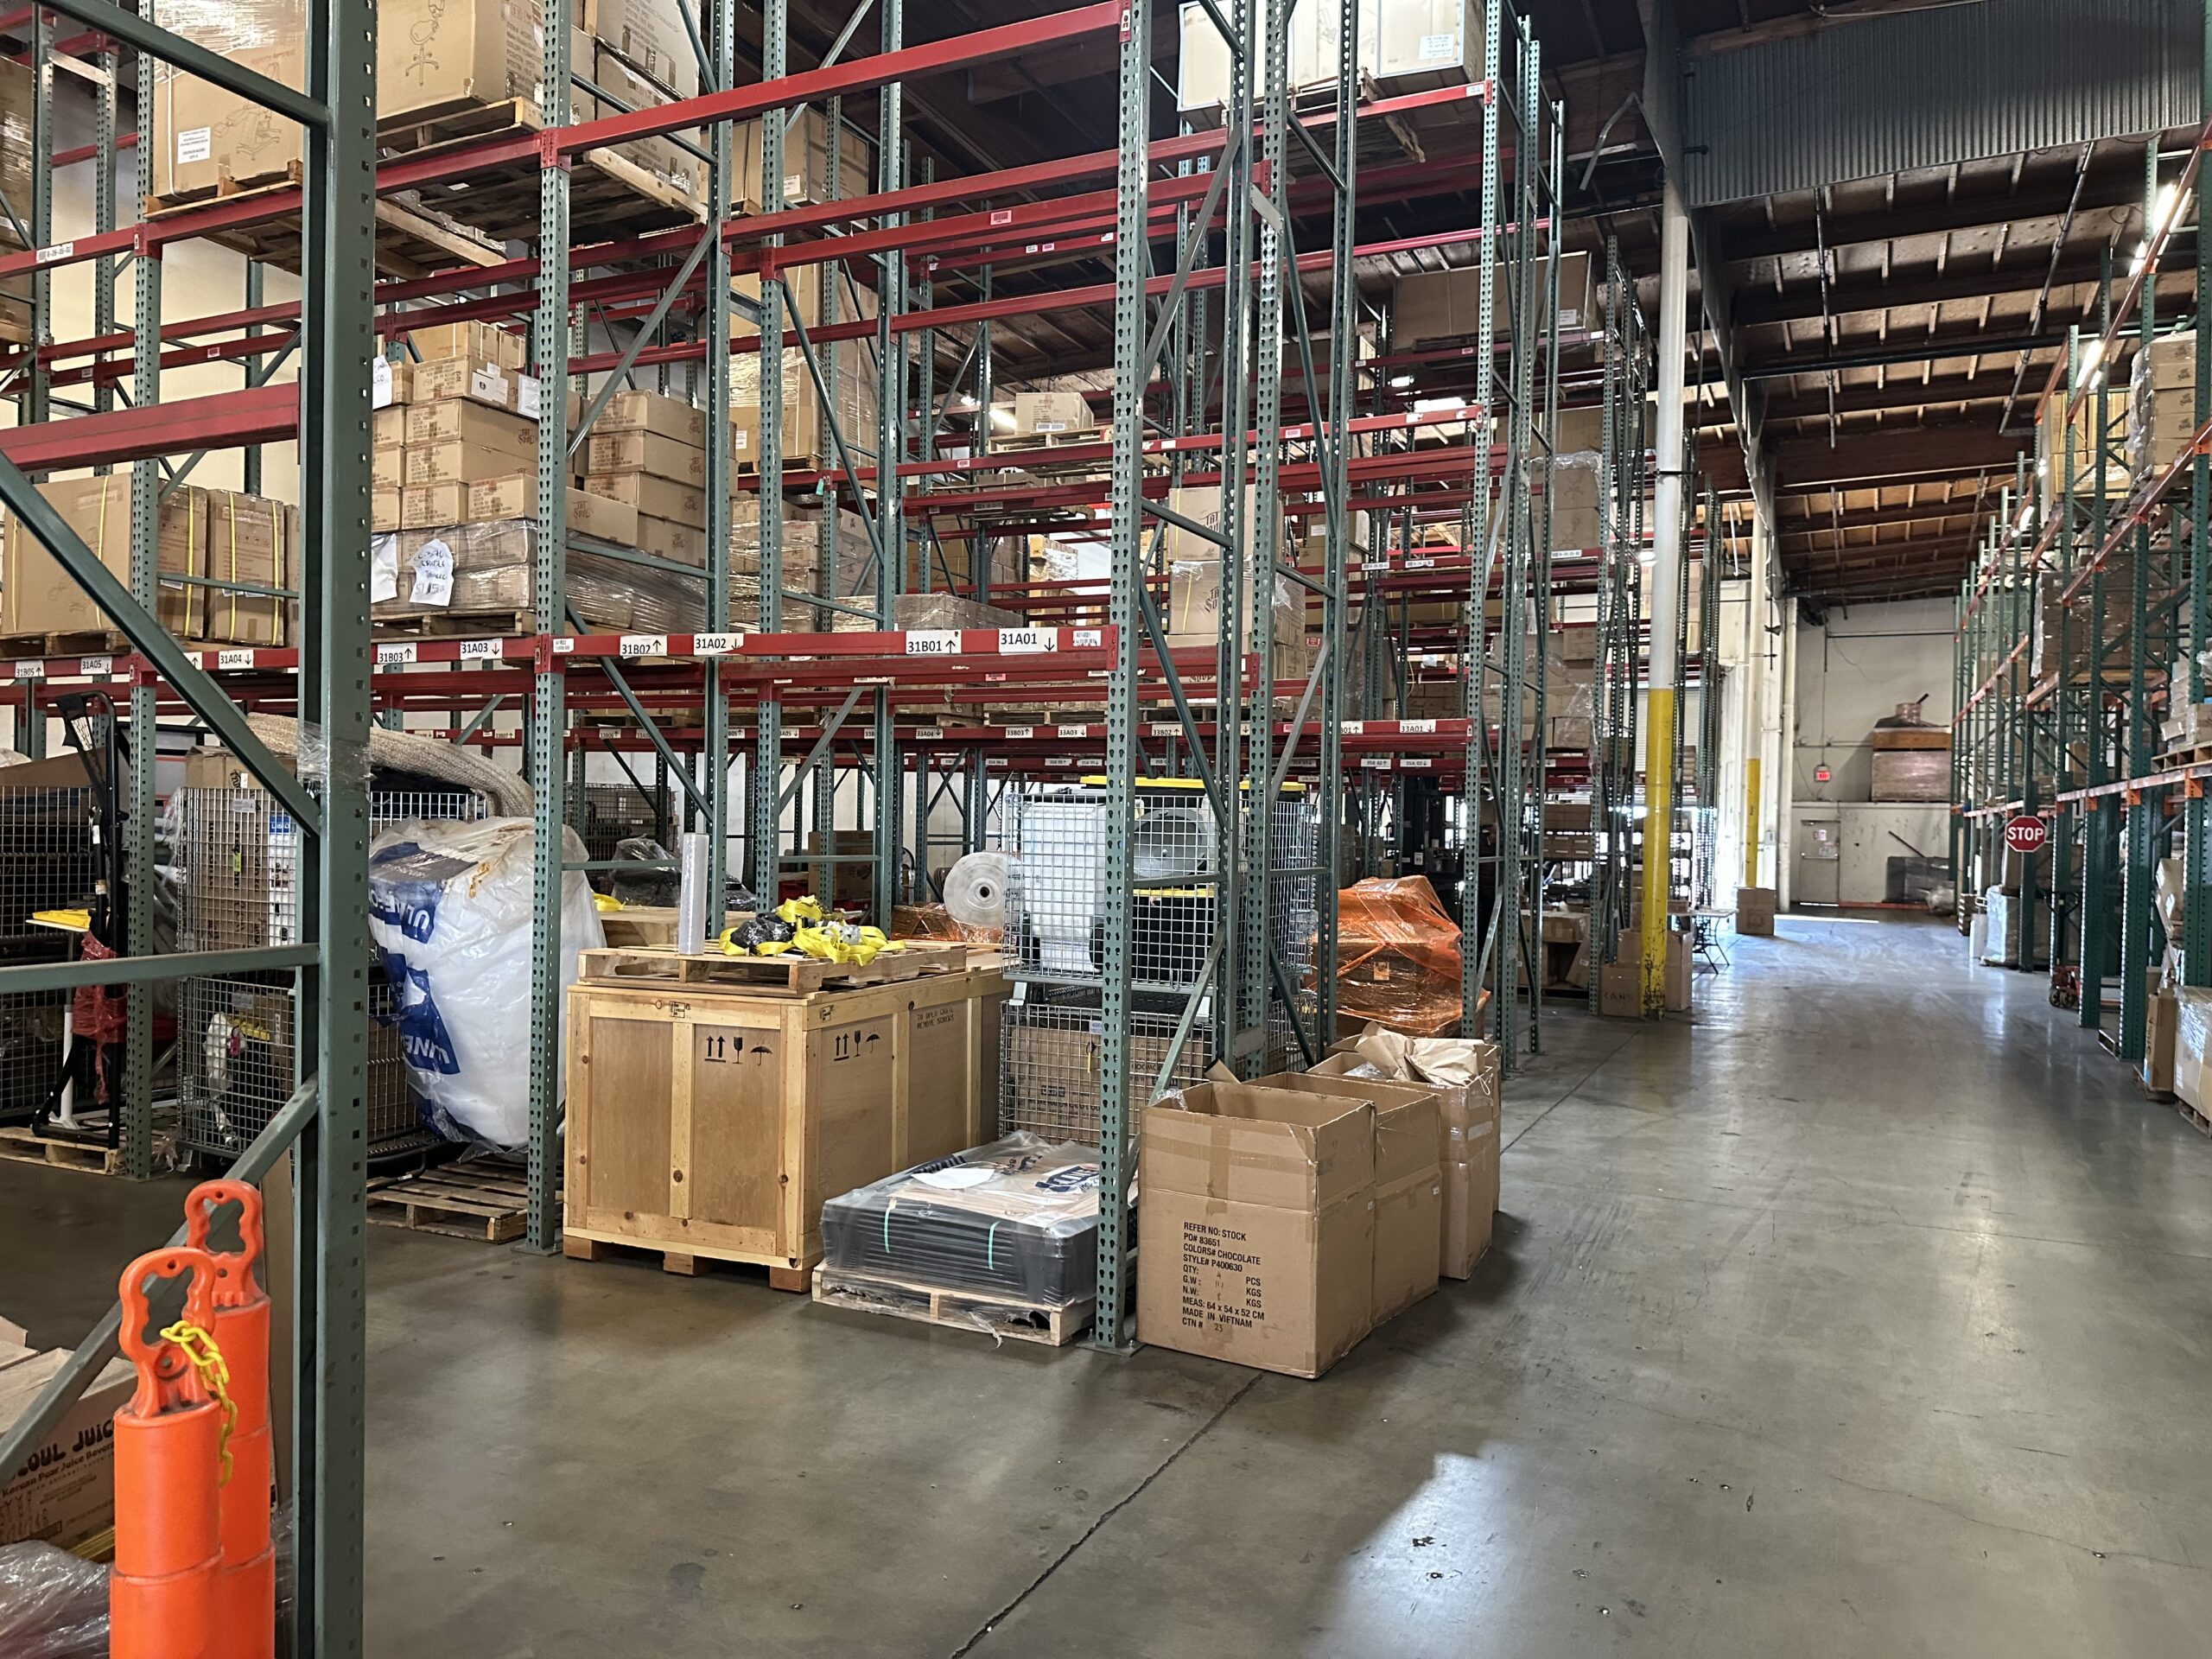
[8,913,2211,1656]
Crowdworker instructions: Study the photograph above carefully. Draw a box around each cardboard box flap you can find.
[1144,1080,1373,1208]
[1259,1070,1440,1186]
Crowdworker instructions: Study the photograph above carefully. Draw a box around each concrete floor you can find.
[9,914,2212,1655]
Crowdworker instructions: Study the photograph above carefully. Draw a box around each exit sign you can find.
[1815,765,1831,783]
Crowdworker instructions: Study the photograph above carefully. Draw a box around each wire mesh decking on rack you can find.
[175,774,488,1165]
[999,779,1318,1142]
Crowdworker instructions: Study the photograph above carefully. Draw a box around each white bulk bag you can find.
[367,818,604,1148]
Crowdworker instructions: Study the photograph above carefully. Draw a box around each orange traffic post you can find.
[111,1246,227,1659]
[187,1179,276,1659]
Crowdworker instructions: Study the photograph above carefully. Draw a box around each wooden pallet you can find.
[2178,1098,2212,1138]
[367,1160,534,1243]
[2156,743,2212,770]
[563,1233,813,1291]
[372,608,539,639]
[0,1125,121,1175]
[597,906,680,949]
[145,161,306,218]
[810,1265,1091,1347]
[733,449,827,479]
[0,629,131,660]
[376,99,703,244]
[577,941,966,993]
[994,430,1103,454]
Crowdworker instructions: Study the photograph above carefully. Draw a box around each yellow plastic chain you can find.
[159,1319,237,1486]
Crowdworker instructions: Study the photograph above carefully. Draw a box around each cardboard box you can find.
[404,317,527,372]
[372,356,414,410]
[2146,989,2178,1095]
[1372,0,1486,90]
[150,44,306,200]
[2176,987,2212,1112]
[401,480,471,531]
[1138,1076,1376,1378]
[585,0,701,99]
[581,39,706,195]
[584,428,708,486]
[1311,1028,1498,1279]
[467,476,641,546]
[404,436,539,487]
[594,388,709,448]
[729,105,874,210]
[373,448,404,489]
[635,513,706,567]
[404,397,538,452]
[1735,887,1777,937]
[2,474,200,637]
[379,0,540,124]
[1012,391,1096,437]
[372,406,407,450]
[409,355,533,415]
[1179,0,1352,112]
[1393,250,1595,346]
[584,469,707,525]
[1,1320,137,1549]
[1266,1071,1442,1325]
[372,486,403,532]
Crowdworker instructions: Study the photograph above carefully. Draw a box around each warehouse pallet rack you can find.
[0,0,1565,1382]
[1952,95,2212,1078]
[0,0,377,1645]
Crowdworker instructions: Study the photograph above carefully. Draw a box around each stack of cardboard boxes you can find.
[1159,485,1311,681]
[2128,330,2200,485]
[733,268,882,469]
[2,1319,136,1554]
[581,389,712,568]
[151,0,707,213]
[2037,381,2130,519]
[2,478,296,646]
[729,497,874,630]
[728,106,875,212]
[1138,1039,1502,1380]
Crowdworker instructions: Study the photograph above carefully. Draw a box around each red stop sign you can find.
[2004,814,2049,855]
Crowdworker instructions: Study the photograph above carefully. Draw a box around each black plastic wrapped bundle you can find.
[820,1134,1099,1306]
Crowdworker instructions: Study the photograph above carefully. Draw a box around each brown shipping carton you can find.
[372,448,404,489]
[467,476,641,546]
[730,105,873,211]
[1012,391,1096,436]
[409,355,531,414]
[372,407,407,450]
[1,1321,136,1549]
[585,429,708,486]
[404,436,539,487]
[1736,886,1777,937]
[1138,1077,1376,1379]
[585,470,708,525]
[594,389,709,448]
[200,490,296,646]
[635,513,707,567]
[586,0,702,99]
[401,481,471,531]
[380,0,540,124]
[1373,0,1485,90]
[404,318,528,372]
[3,474,200,637]
[404,398,538,452]
[152,44,305,200]
[1262,1070,1442,1323]
[372,486,403,532]
[583,41,706,196]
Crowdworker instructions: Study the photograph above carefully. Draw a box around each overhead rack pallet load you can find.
[1951,104,2212,1111]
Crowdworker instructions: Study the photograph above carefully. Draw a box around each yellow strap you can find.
[158,1319,236,1486]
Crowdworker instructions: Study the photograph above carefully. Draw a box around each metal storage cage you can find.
[1000,778,1319,1141]
[0,779,101,1125]
[175,784,489,1164]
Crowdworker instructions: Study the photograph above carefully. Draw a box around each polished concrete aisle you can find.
[7,914,2211,1656]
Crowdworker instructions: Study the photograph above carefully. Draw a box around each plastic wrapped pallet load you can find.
[2173,987,2212,1113]
[819,1134,1100,1311]
[367,818,605,1148]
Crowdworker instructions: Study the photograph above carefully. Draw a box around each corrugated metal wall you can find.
[1681,0,2202,207]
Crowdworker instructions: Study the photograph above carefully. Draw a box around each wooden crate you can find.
[563,965,1008,1286]
[577,941,966,995]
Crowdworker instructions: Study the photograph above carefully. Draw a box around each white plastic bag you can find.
[367,818,604,1148]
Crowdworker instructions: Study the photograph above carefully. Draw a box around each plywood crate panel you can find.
[563,966,1007,1281]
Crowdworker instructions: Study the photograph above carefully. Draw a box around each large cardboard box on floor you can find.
[2145,988,2179,1095]
[2174,988,2212,1113]
[1138,1076,1377,1378]
[1263,1070,1443,1325]
[2,1318,137,1549]
[1314,1026,1500,1280]
[1736,886,1777,936]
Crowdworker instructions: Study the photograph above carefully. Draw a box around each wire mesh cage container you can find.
[176,781,489,1163]
[1000,778,1319,1143]
[0,779,101,1127]
[575,782,667,880]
